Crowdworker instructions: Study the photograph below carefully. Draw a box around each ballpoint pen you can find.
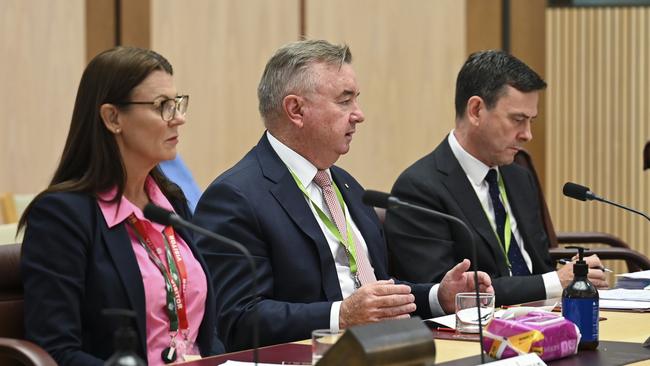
[558,258,613,273]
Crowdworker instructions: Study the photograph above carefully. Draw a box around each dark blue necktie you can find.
[485,169,531,276]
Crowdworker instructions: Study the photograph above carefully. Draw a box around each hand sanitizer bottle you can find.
[562,246,599,350]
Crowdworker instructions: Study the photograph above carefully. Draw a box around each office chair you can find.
[0,243,56,366]
[513,149,650,272]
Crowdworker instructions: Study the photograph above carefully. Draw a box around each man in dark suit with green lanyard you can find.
[385,50,608,306]
[193,40,494,351]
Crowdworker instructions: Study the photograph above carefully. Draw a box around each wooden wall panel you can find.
[466,0,502,53]
[151,0,300,188]
[466,0,549,190]
[86,0,115,61]
[0,0,85,193]
[546,7,650,266]
[120,0,150,48]
[306,0,466,191]
[511,0,547,188]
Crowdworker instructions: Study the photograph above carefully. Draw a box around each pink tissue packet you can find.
[482,311,581,361]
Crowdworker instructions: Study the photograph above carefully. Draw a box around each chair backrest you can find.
[512,150,650,272]
[549,248,650,271]
[0,243,59,366]
[0,243,24,340]
[512,150,559,248]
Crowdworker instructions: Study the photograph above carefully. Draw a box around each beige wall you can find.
[151,0,466,192]
[306,0,466,192]
[1,0,85,193]
[7,1,650,263]
[2,0,467,196]
[151,0,300,189]
[546,7,650,266]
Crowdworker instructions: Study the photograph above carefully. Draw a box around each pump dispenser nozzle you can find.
[566,246,589,276]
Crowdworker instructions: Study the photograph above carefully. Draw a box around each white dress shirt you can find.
[267,131,443,331]
[448,131,562,299]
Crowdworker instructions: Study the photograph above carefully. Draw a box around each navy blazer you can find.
[21,191,223,365]
[193,134,434,351]
[385,137,555,306]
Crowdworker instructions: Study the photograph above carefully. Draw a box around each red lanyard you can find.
[127,214,189,332]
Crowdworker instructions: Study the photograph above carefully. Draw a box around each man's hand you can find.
[557,254,608,289]
[438,259,493,314]
[339,279,415,329]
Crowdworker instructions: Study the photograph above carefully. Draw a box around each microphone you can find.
[562,182,594,201]
[563,182,650,221]
[362,190,486,364]
[143,204,260,364]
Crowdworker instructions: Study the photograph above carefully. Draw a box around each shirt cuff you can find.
[543,271,563,299]
[428,283,445,316]
[330,301,342,332]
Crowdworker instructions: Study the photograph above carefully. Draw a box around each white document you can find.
[617,270,650,279]
[219,361,287,366]
[599,299,650,310]
[482,353,547,366]
[599,289,650,302]
[426,309,506,329]
[426,313,458,328]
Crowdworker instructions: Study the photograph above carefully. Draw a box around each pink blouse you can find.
[98,177,207,365]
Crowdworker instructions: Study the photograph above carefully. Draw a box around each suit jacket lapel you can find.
[98,208,148,355]
[435,139,510,276]
[256,135,342,300]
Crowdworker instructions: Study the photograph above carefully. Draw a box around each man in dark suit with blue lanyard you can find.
[193,40,493,351]
[385,50,608,306]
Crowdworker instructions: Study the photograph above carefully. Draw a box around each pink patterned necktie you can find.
[312,170,377,287]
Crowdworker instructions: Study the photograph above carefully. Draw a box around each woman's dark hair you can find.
[19,46,184,231]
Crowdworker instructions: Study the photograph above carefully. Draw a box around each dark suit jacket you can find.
[385,137,555,306]
[21,191,223,366]
[193,134,434,351]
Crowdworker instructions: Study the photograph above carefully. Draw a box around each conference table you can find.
[180,300,650,365]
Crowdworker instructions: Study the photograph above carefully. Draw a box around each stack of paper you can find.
[615,270,650,289]
[600,289,650,302]
[599,288,650,310]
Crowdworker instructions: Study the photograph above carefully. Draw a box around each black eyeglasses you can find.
[117,95,189,122]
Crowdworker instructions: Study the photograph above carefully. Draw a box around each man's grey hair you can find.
[257,39,352,126]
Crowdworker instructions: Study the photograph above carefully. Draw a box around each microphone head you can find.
[143,203,173,225]
[563,182,591,201]
[362,190,391,209]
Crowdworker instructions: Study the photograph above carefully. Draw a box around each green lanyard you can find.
[288,169,359,275]
[483,171,514,268]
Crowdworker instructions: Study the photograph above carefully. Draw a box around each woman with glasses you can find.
[18,47,223,365]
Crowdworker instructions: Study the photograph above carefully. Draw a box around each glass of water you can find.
[311,329,343,364]
[455,292,495,333]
